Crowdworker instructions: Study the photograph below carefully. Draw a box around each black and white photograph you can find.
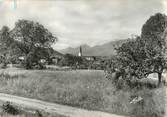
[0,0,166,117]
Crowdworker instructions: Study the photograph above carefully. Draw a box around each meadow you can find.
[0,68,165,117]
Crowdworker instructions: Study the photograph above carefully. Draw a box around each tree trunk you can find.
[158,72,162,86]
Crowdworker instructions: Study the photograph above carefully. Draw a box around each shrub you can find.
[2,102,19,115]
[35,110,43,117]
[0,73,19,80]
[130,88,165,117]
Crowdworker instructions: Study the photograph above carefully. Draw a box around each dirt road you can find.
[0,93,125,117]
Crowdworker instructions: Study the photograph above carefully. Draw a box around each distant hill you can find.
[60,39,127,56]
[60,44,90,56]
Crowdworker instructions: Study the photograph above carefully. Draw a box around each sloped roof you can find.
[51,49,64,58]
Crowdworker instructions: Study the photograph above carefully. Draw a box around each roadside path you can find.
[0,93,125,117]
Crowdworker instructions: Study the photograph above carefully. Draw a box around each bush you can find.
[2,102,19,115]
[130,88,165,117]
[108,72,158,90]
[0,73,20,80]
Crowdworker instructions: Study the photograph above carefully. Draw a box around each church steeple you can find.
[78,46,82,57]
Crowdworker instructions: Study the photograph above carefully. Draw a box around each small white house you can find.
[18,56,25,60]
[40,59,46,63]
[147,71,167,82]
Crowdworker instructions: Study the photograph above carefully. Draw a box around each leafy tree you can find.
[59,54,83,68]
[116,36,148,79]
[141,13,167,84]
[0,26,13,68]
[114,13,167,85]
[11,20,57,69]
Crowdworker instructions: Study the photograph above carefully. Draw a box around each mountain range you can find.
[60,39,127,56]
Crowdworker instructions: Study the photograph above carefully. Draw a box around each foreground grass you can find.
[130,87,165,117]
[0,68,109,111]
[0,68,165,117]
[0,111,65,117]
[0,100,66,117]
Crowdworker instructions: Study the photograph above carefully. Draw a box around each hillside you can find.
[60,39,127,56]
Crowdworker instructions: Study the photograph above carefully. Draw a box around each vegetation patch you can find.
[2,102,20,115]
[0,101,66,117]
[0,69,165,117]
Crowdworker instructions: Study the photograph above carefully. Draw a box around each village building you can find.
[78,46,82,57]
[78,46,96,61]
[50,50,64,64]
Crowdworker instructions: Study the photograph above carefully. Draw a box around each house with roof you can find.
[50,49,64,64]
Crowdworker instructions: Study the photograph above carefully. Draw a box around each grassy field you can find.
[0,68,109,111]
[0,68,165,117]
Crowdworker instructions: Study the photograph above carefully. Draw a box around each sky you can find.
[0,0,166,50]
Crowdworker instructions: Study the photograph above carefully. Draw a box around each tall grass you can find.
[130,88,165,117]
[0,69,108,111]
[0,68,165,117]
[106,74,166,117]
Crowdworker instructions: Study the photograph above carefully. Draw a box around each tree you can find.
[0,26,13,68]
[11,20,57,69]
[115,13,167,85]
[141,13,167,84]
[116,37,147,80]
[59,54,83,68]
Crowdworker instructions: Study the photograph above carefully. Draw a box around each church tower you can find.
[78,46,82,57]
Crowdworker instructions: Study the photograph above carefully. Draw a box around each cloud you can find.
[0,0,165,50]
[162,0,167,13]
